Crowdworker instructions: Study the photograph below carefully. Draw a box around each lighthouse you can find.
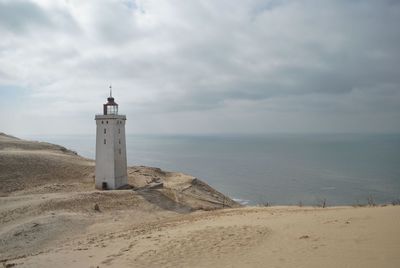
[95,87,128,190]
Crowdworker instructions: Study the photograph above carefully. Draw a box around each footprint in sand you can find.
[133,225,270,267]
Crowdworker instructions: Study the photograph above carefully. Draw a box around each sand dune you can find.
[0,133,93,195]
[1,133,399,267]
[5,206,400,268]
[0,133,238,209]
[0,133,239,266]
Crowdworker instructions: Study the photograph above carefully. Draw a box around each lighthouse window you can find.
[104,129,106,134]
[107,105,118,115]
[119,139,121,144]
[101,121,104,124]
[119,148,121,154]
[104,139,106,144]
[118,128,120,134]
[106,121,108,124]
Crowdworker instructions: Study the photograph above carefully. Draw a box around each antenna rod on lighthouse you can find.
[109,85,112,97]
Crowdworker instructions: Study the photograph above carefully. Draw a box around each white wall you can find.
[95,114,127,189]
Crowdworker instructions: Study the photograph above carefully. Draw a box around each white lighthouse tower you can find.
[95,87,128,190]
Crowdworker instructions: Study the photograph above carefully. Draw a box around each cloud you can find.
[0,0,400,134]
[0,0,51,32]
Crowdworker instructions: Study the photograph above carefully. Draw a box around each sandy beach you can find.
[1,133,399,268]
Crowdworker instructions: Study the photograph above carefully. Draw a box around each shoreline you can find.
[14,132,400,207]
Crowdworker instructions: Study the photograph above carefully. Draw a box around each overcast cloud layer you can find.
[0,0,399,135]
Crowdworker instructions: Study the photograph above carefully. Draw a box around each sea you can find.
[23,133,400,206]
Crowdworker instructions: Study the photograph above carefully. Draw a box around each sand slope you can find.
[0,133,94,195]
[6,206,400,268]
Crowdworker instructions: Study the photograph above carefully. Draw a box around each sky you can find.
[0,0,399,135]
